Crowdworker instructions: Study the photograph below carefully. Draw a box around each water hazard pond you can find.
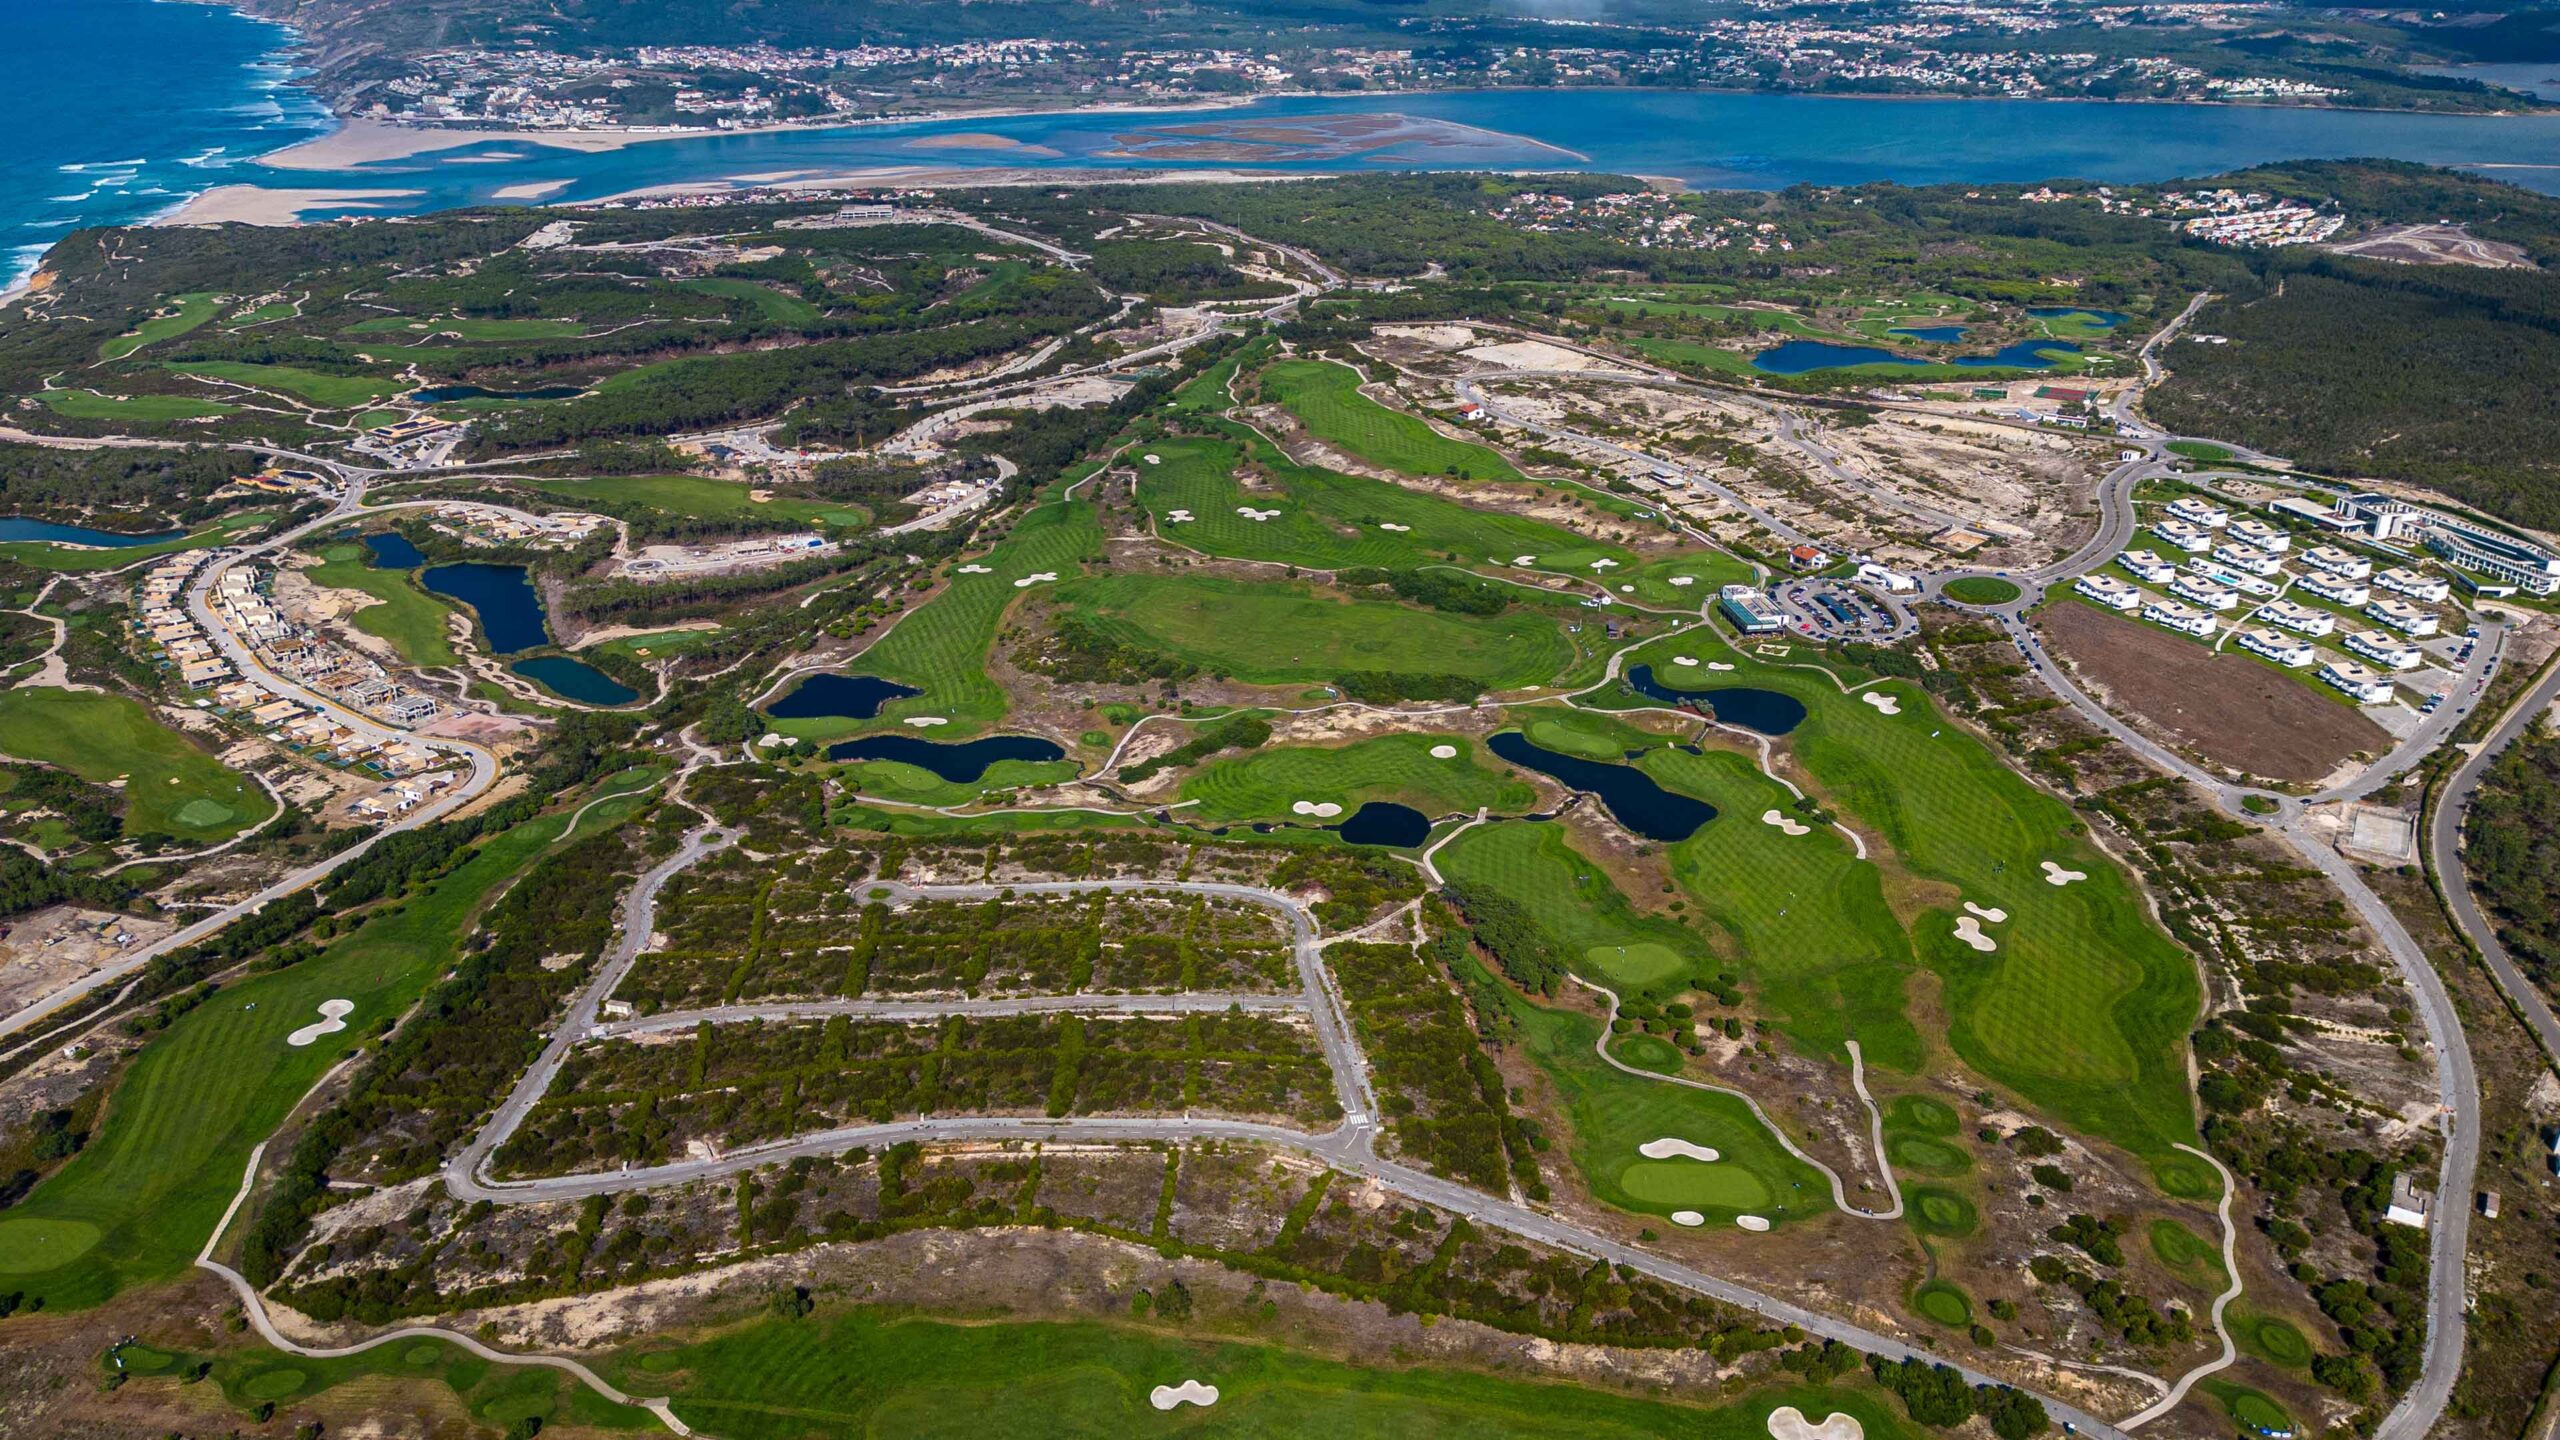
[767,673,922,722]
[1623,669,1808,736]
[1752,337,2082,374]
[412,559,642,705]
[828,732,1068,783]
[0,517,183,547]
[1486,731,1716,842]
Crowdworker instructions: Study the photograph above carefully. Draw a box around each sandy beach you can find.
[159,184,426,225]
[256,117,697,170]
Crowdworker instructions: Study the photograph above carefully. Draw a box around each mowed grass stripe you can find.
[1179,735,1535,822]
[0,687,275,842]
[1263,358,1527,485]
[851,496,1104,729]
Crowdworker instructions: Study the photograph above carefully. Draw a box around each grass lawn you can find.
[0,797,625,1309]
[2168,441,2235,464]
[2149,1218,2225,1282]
[167,361,402,408]
[521,474,865,530]
[1910,1280,1973,1327]
[586,627,721,663]
[1942,577,2023,605]
[1611,631,2202,1161]
[1179,734,1536,823]
[346,314,587,341]
[1639,745,1927,1070]
[124,1335,656,1434]
[0,688,272,842]
[1135,428,1625,576]
[303,542,459,667]
[101,292,223,359]
[609,1308,1913,1439]
[846,493,1106,732]
[41,389,236,422]
[832,756,1081,807]
[1466,950,1831,1227]
[1053,573,1571,692]
[1438,821,1709,992]
[0,511,269,573]
[1262,358,1527,485]
[681,276,827,327]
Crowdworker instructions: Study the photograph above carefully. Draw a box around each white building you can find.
[2212,542,2285,578]
[2075,574,2142,610]
[2263,600,2337,637]
[2143,598,2218,637]
[1856,561,1919,594]
[2236,627,2315,667]
[2167,496,2230,529]
[2374,567,2450,603]
[2299,572,2370,607]
[2170,573,2240,611]
[2299,545,2372,580]
[2320,660,2398,705]
[2344,629,2424,670]
[2385,1173,2433,1230]
[2151,519,2213,553]
[2188,557,2278,598]
[2228,517,2289,553]
[2118,549,2178,583]
[2367,599,2440,637]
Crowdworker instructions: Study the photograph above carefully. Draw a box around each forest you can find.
[2463,727,2560,1005]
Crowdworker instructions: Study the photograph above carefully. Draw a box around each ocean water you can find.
[0,0,329,291]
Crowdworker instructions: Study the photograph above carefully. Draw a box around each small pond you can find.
[1333,802,1431,848]
[767,673,922,722]
[827,732,1068,783]
[1752,337,2082,374]
[363,531,426,568]
[1887,324,1968,343]
[0,517,184,547]
[408,384,587,403]
[1623,668,1808,735]
[1486,731,1716,842]
[512,655,640,706]
[420,562,549,654]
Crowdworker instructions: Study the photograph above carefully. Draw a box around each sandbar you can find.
[161,186,426,226]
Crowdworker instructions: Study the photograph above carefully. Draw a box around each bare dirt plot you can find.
[0,906,172,1015]
[2323,222,2535,270]
[2041,602,2389,782]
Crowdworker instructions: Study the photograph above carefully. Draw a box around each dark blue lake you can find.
[1753,338,2082,374]
[1334,802,1432,848]
[1625,668,1809,736]
[0,517,184,547]
[1487,731,1716,842]
[768,673,922,722]
[364,531,425,568]
[829,732,1068,783]
[409,384,586,403]
[421,562,549,654]
[512,655,640,706]
[2027,306,2130,328]
[1889,325,1968,343]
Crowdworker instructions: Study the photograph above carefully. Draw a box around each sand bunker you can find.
[1708,662,1736,671]
[2041,861,2087,886]
[1235,506,1282,522]
[1429,744,1458,759]
[956,564,992,574]
[1150,1381,1218,1410]
[1012,571,1060,588]
[1672,656,1699,667]
[1860,691,1902,716]
[1761,809,1811,836]
[287,998,353,1048]
[1639,1138,1722,1162]
[1164,508,1194,523]
[1378,522,1411,532]
[1669,576,1697,587]
[1142,454,1162,466]
[1964,901,2008,923]
[903,717,949,728]
[1736,1215,1773,1233]
[1591,558,1618,570]
[1768,1407,1865,1440]
[1513,555,1538,566]
[1671,1210,1706,1227]
[1952,916,1998,952]
[1290,800,1344,818]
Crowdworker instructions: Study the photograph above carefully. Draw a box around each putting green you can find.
[1885,1134,1971,1176]
[1885,1095,1960,1135]
[1908,1188,1977,1238]
[1912,1281,1972,1327]
[0,1217,101,1271]
[171,798,236,829]
[241,1367,310,1400]
[1618,1159,1774,1210]
[1586,942,1690,988]
[2219,1386,2293,1434]
[2154,1152,2221,1199]
[402,1343,446,1367]
[2241,1314,2312,1368]
[1610,1033,1685,1074]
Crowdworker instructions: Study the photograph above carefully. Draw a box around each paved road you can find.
[2431,655,2560,1068]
